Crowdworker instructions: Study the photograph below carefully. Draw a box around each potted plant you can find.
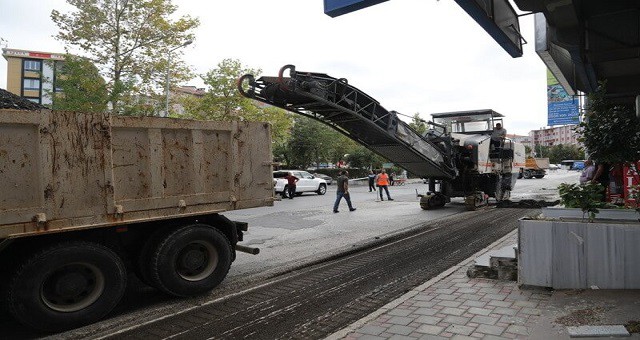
[557,182,606,221]
[518,84,640,289]
[540,182,639,221]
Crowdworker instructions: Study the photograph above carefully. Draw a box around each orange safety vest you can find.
[377,173,389,186]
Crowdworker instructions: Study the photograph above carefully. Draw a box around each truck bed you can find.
[0,109,274,239]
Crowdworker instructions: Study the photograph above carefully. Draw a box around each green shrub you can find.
[558,182,606,221]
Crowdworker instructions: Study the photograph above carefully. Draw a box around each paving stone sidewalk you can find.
[328,230,554,340]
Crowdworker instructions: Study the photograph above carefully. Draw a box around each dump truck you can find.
[0,109,273,332]
[238,65,525,210]
[519,157,549,179]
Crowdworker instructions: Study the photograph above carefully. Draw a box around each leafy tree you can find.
[182,58,293,145]
[51,0,199,114]
[546,144,584,164]
[524,145,532,156]
[325,134,358,166]
[409,112,427,135]
[532,144,550,158]
[46,54,109,112]
[285,117,336,169]
[578,83,640,163]
[281,117,388,170]
[197,59,259,120]
[244,106,294,147]
[346,146,385,169]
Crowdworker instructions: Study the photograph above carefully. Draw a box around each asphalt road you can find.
[109,208,537,340]
[5,170,580,339]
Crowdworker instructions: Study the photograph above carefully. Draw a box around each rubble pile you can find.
[0,89,45,110]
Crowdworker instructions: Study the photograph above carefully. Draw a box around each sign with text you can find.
[547,69,579,126]
[624,162,640,208]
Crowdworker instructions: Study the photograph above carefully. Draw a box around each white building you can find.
[529,125,580,146]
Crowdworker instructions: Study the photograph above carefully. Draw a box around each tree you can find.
[524,145,532,156]
[195,59,259,120]
[279,116,387,170]
[51,0,199,114]
[578,83,640,163]
[346,146,385,169]
[409,112,427,135]
[546,144,584,164]
[285,117,336,169]
[182,58,293,145]
[47,54,109,112]
[532,144,550,158]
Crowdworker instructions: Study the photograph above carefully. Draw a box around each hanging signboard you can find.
[324,0,388,17]
[547,69,580,126]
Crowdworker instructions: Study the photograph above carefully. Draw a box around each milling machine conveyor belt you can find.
[238,65,457,180]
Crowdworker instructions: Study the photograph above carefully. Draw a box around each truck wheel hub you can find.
[177,241,218,281]
[41,263,105,312]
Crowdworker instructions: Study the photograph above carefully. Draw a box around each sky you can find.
[0,0,549,135]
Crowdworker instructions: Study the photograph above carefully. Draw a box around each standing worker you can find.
[367,170,376,192]
[376,169,394,201]
[333,170,356,213]
[284,172,299,199]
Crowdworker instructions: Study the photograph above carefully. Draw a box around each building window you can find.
[24,60,41,72]
[54,61,65,92]
[23,78,40,91]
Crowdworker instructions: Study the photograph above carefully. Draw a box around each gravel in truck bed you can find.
[0,88,45,110]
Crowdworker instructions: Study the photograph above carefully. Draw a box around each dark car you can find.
[312,173,333,185]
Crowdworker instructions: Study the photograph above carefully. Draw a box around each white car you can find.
[273,170,327,198]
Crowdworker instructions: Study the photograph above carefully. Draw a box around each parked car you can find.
[273,170,327,198]
[312,173,333,185]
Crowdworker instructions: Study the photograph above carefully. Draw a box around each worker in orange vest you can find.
[375,169,394,201]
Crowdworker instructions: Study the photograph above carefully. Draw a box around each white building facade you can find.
[529,124,580,146]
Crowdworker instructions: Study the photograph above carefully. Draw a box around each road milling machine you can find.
[238,65,525,209]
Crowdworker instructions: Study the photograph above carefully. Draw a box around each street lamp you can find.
[164,40,192,117]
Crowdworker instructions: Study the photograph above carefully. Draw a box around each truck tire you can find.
[149,225,232,297]
[6,241,127,332]
[535,175,545,179]
[136,226,173,288]
[523,170,532,179]
[316,183,327,195]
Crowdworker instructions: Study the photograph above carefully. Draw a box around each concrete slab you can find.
[474,243,517,267]
[567,325,629,337]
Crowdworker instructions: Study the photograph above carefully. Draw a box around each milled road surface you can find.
[107,207,537,340]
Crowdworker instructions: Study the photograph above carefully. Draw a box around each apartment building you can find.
[2,48,65,106]
[529,124,579,146]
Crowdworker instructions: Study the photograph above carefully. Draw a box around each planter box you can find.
[519,218,640,289]
[541,207,640,221]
